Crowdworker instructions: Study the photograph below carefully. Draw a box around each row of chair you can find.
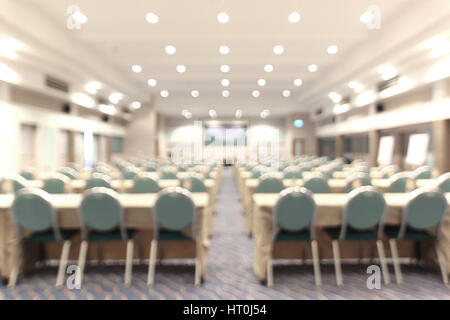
[266,186,449,287]
[8,186,202,287]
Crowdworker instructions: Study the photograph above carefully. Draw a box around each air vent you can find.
[97,97,108,105]
[341,96,351,104]
[377,75,399,92]
[315,108,323,116]
[45,75,69,93]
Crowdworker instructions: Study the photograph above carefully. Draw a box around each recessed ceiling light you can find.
[165,45,176,55]
[217,12,230,24]
[209,109,217,118]
[99,104,117,115]
[222,90,230,98]
[294,78,303,86]
[160,90,169,98]
[131,101,141,109]
[182,110,192,119]
[264,64,273,73]
[147,79,157,87]
[360,11,374,24]
[328,92,342,103]
[219,45,230,55]
[235,109,242,119]
[72,11,87,24]
[220,65,230,73]
[146,12,159,24]
[348,81,357,88]
[354,84,364,93]
[282,90,291,97]
[308,64,318,72]
[257,79,266,87]
[0,38,21,59]
[377,65,397,80]
[85,81,102,94]
[176,64,186,73]
[132,64,142,73]
[273,45,284,54]
[221,79,230,87]
[191,90,199,98]
[288,12,301,23]
[327,45,338,54]
[252,90,260,98]
[260,109,270,119]
[109,92,123,104]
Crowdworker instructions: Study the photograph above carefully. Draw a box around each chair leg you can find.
[376,240,390,285]
[194,258,202,286]
[266,257,273,287]
[77,241,88,287]
[56,240,71,287]
[434,243,449,285]
[311,240,322,286]
[389,239,403,284]
[8,242,22,288]
[332,240,343,286]
[124,239,134,286]
[147,240,158,286]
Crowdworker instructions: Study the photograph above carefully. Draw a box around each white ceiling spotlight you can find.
[327,45,338,54]
[146,12,159,24]
[360,11,375,24]
[221,79,230,87]
[273,45,284,55]
[132,64,142,73]
[99,104,117,115]
[182,109,192,119]
[0,38,22,59]
[282,90,291,97]
[160,90,169,98]
[165,45,176,55]
[85,81,102,95]
[219,45,230,55]
[220,65,230,73]
[264,64,273,73]
[349,81,364,93]
[209,109,217,118]
[328,92,342,103]
[191,90,199,98]
[235,109,242,119]
[222,90,230,98]
[217,12,230,24]
[72,11,88,24]
[176,64,186,73]
[377,65,397,80]
[252,90,260,98]
[308,64,318,72]
[131,101,141,110]
[109,92,123,104]
[260,109,270,119]
[293,78,303,86]
[257,79,266,87]
[288,12,301,23]
[147,79,157,87]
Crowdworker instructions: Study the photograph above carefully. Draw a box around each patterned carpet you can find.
[0,167,449,300]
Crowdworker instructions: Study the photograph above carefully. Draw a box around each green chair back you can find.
[274,187,316,235]
[11,188,61,240]
[388,173,414,193]
[123,169,138,180]
[11,176,27,193]
[251,168,261,179]
[85,174,111,190]
[153,187,196,235]
[59,167,77,180]
[133,176,160,193]
[145,165,157,172]
[79,188,123,238]
[344,187,386,234]
[413,166,433,180]
[283,166,302,179]
[304,174,329,193]
[256,175,284,193]
[402,187,447,235]
[43,174,68,194]
[181,176,206,192]
[437,173,450,193]
[345,173,371,193]
[20,170,34,180]
[161,169,177,179]
[382,165,399,178]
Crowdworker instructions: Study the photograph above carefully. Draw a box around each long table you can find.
[252,192,450,281]
[0,193,210,280]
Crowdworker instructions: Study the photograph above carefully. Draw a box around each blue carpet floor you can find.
[0,167,449,299]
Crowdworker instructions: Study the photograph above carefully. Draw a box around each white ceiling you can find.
[9,0,419,116]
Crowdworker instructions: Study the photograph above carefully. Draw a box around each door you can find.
[292,138,305,156]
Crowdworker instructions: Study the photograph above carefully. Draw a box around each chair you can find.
[20,168,35,180]
[267,187,321,287]
[161,168,177,180]
[413,166,433,180]
[388,172,414,193]
[122,168,139,180]
[385,187,448,284]
[85,173,111,190]
[145,164,158,172]
[304,173,329,193]
[436,173,450,193]
[324,186,390,286]
[147,187,201,286]
[283,166,302,179]
[43,173,70,194]
[181,174,206,192]
[77,188,135,286]
[345,173,371,193]
[256,174,284,193]
[59,167,77,180]
[251,167,262,179]
[133,174,160,193]
[9,188,74,287]
[382,165,400,178]
[11,175,27,193]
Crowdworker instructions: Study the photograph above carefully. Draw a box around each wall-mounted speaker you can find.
[376,103,385,113]
[102,115,109,122]
[62,103,71,114]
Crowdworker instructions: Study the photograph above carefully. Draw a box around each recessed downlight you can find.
[273,45,284,54]
[264,64,273,73]
[165,45,176,55]
[220,65,230,73]
[217,12,230,24]
[257,79,266,87]
[109,92,123,104]
[209,109,217,118]
[131,101,141,109]
[308,64,318,72]
[222,90,230,98]
[282,90,291,97]
[327,45,338,54]
[132,64,142,73]
[191,90,199,98]
[85,81,102,94]
[260,109,270,119]
[219,45,230,55]
[221,79,230,87]
[294,78,303,86]
[176,64,186,73]
[146,12,159,24]
[160,90,169,98]
[288,12,301,23]
[235,109,242,119]
[252,90,260,98]
[147,79,157,87]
